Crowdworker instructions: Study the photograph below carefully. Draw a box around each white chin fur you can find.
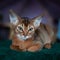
[16,34,31,41]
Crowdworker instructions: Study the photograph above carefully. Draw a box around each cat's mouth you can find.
[16,34,31,41]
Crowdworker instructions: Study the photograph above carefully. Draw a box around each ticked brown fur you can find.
[9,10,56,52]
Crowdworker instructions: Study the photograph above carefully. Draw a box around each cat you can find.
[9,10,56,52]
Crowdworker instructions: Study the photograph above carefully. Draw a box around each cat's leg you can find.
[42,33,52,49]
[43,38,51,49]
[19,45,27,51]
[10,45,17,50]
[43,38,52,49]
[10,44,22,51]
[10,38,23,51]
[27,42,43,52]
[27,44,41,52]
[10,38,18,50]
[44,43,51,49]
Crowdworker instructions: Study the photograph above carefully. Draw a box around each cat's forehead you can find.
[21,17,31,27]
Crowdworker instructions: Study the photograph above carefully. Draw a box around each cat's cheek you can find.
[15,29,19,33]
[28,32,34,36]
[15,29,23,36]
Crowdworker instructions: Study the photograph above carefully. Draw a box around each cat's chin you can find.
[16,34,32,41]
[19,38,28,41]
[17,37,31,41]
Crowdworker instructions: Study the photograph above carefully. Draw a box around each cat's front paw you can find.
[44,43,51,49]
[10,45,16,50]
[10,45,21,51]
[27,44,41,52]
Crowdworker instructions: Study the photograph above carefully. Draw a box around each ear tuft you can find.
[9,9,19,25]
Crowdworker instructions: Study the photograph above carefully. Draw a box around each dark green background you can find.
[0,39,60,60]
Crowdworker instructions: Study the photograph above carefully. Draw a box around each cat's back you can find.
[36,23,56,43]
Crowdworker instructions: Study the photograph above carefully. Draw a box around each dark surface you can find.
[0,39,60,60]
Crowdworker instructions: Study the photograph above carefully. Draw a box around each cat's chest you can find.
[12,36,33,49]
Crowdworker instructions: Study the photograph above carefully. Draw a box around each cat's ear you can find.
[9,10,19,25]
[33,16,43,28]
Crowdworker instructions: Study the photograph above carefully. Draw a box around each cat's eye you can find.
[28,28,33,31]
[18,27,23,31]
[17,26,23,32]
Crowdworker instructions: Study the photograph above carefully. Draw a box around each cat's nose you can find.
[24,34,27,37]
[23,33,27,36]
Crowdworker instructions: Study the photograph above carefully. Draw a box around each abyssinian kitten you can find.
[9,10,56,52]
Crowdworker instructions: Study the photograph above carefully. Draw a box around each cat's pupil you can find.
[29,28,33,31]
[18,27,23,31]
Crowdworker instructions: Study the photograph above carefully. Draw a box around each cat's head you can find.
[9,10,43,41]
